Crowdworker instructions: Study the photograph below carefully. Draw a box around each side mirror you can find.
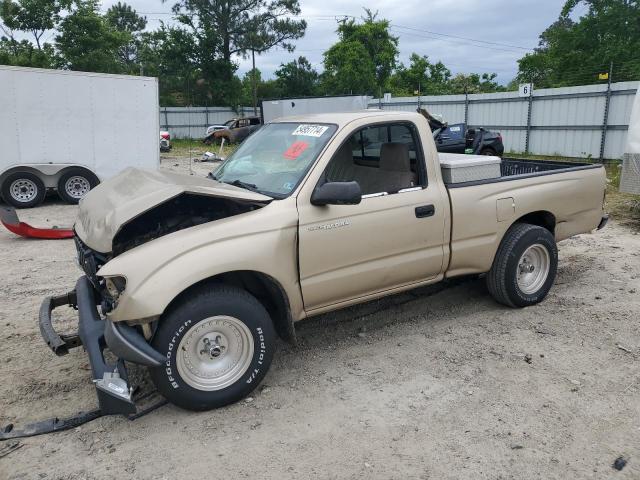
[311,181,362,206]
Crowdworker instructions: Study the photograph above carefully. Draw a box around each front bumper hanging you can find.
[38,276,165,416]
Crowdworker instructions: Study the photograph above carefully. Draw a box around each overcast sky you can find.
[99,0,571,85]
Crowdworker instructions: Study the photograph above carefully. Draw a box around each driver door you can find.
[297,122,447,312]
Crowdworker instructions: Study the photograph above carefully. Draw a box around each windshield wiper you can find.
[227,179,259,192]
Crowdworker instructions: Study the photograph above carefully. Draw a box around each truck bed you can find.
[443,158,606,278]
[445,157,601,188]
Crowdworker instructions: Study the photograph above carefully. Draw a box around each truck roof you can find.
[271,110,425,128]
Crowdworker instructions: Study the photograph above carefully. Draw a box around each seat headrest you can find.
[380,143,410,172]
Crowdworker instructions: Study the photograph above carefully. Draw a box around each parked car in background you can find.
[204,119,236,138]
[203,116,262,145]
[160,131,172,152]
[0,66,159,208]
[418,108,504,156]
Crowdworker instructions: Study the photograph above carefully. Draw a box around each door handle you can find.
[415,205,435,218]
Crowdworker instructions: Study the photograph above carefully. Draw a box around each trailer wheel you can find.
[1,171,46,208]
[57,168,99,204]
[149,284,276,411]
[486,223,557,308]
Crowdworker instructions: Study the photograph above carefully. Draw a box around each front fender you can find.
[98,201,303,324]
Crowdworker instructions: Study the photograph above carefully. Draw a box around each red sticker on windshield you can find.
[283,141,309,160]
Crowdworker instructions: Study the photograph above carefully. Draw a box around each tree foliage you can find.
[275,56,318,97]
[105,1,146,70]
[322,10,398,95]
[515,0,640,87]
[388,53,452,95]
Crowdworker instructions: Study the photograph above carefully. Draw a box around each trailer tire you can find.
[487,223,557,308]
[1,171,46,208]
[149,284,276,411]
[57,168,99,204]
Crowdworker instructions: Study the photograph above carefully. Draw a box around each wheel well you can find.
[514,211,556,234]
[164,271,296,345]
[57,166,100,184]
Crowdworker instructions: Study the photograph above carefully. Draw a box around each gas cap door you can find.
[497,197,515,222]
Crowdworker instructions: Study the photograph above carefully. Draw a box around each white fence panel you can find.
[371,81,639,159]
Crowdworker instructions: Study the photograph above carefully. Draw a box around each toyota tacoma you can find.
[40,111,608,414]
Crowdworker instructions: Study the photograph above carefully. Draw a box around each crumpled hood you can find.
[75,167,271,253]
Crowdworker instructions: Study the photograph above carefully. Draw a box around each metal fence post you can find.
[163,106,169,131]
[524,86,533,154]
[205,106,209,127]
[599,62,613,162]
[464,90,469,125]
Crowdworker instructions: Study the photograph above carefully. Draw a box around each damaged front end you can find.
[38,168,272,415]
[40,276,165,415]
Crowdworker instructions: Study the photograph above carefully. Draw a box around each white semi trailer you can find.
[0,66,160,208]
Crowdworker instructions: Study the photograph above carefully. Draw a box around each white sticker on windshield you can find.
[450,126,461,132]
[292,124,329,137]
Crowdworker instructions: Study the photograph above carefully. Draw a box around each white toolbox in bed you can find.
[438,153,502,184]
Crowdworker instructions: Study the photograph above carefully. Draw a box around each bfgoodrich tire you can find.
[1,171,46,208]
[486,223,558,308]
[149,284,276,411]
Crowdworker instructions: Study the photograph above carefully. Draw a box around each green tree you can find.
[388,53,452,96]
[448,72,505,94]
[239,68,280,104]
[322,10,398,95]
[105,1,147,71]
[167,0,306,106]
[0,0,68,49]
[55,0,129,73]
[274,56,318,96]
[515,0,640,87]
[0,37,55,66]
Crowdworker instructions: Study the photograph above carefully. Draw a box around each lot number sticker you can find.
[283,141,309,160]
[292,124,329,137]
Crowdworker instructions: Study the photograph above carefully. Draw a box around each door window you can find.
[325,123,423,195]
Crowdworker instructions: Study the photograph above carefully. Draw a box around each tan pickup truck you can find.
[40,111,608,414]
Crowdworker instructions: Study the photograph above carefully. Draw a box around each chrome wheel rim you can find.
[9,178,38,203]
[64,176,91,199]
[177,316,254,391]
[517,244,550,294]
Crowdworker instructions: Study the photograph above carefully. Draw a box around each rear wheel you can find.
[480,147,498,156]
[1,171,46,208]
[149,284,276,411]
[487,223,557,307]
[57,168,99,204]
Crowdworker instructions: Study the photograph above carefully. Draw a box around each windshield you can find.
[213,122,337,198]
[223,119,235,127]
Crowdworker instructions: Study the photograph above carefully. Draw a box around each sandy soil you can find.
[1,158,639,479]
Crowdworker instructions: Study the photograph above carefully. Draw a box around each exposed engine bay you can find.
[111,193,266,256]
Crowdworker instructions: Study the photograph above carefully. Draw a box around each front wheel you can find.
[149,284,276,411]
[486,223,558,307]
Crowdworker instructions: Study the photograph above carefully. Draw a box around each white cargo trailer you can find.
[0,66,159,208]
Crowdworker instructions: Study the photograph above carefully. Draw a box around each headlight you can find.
[104,276,127,301]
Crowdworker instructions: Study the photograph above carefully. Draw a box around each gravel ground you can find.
[1,158,639,479]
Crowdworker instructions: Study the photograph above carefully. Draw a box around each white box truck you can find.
[0,66,160,208]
